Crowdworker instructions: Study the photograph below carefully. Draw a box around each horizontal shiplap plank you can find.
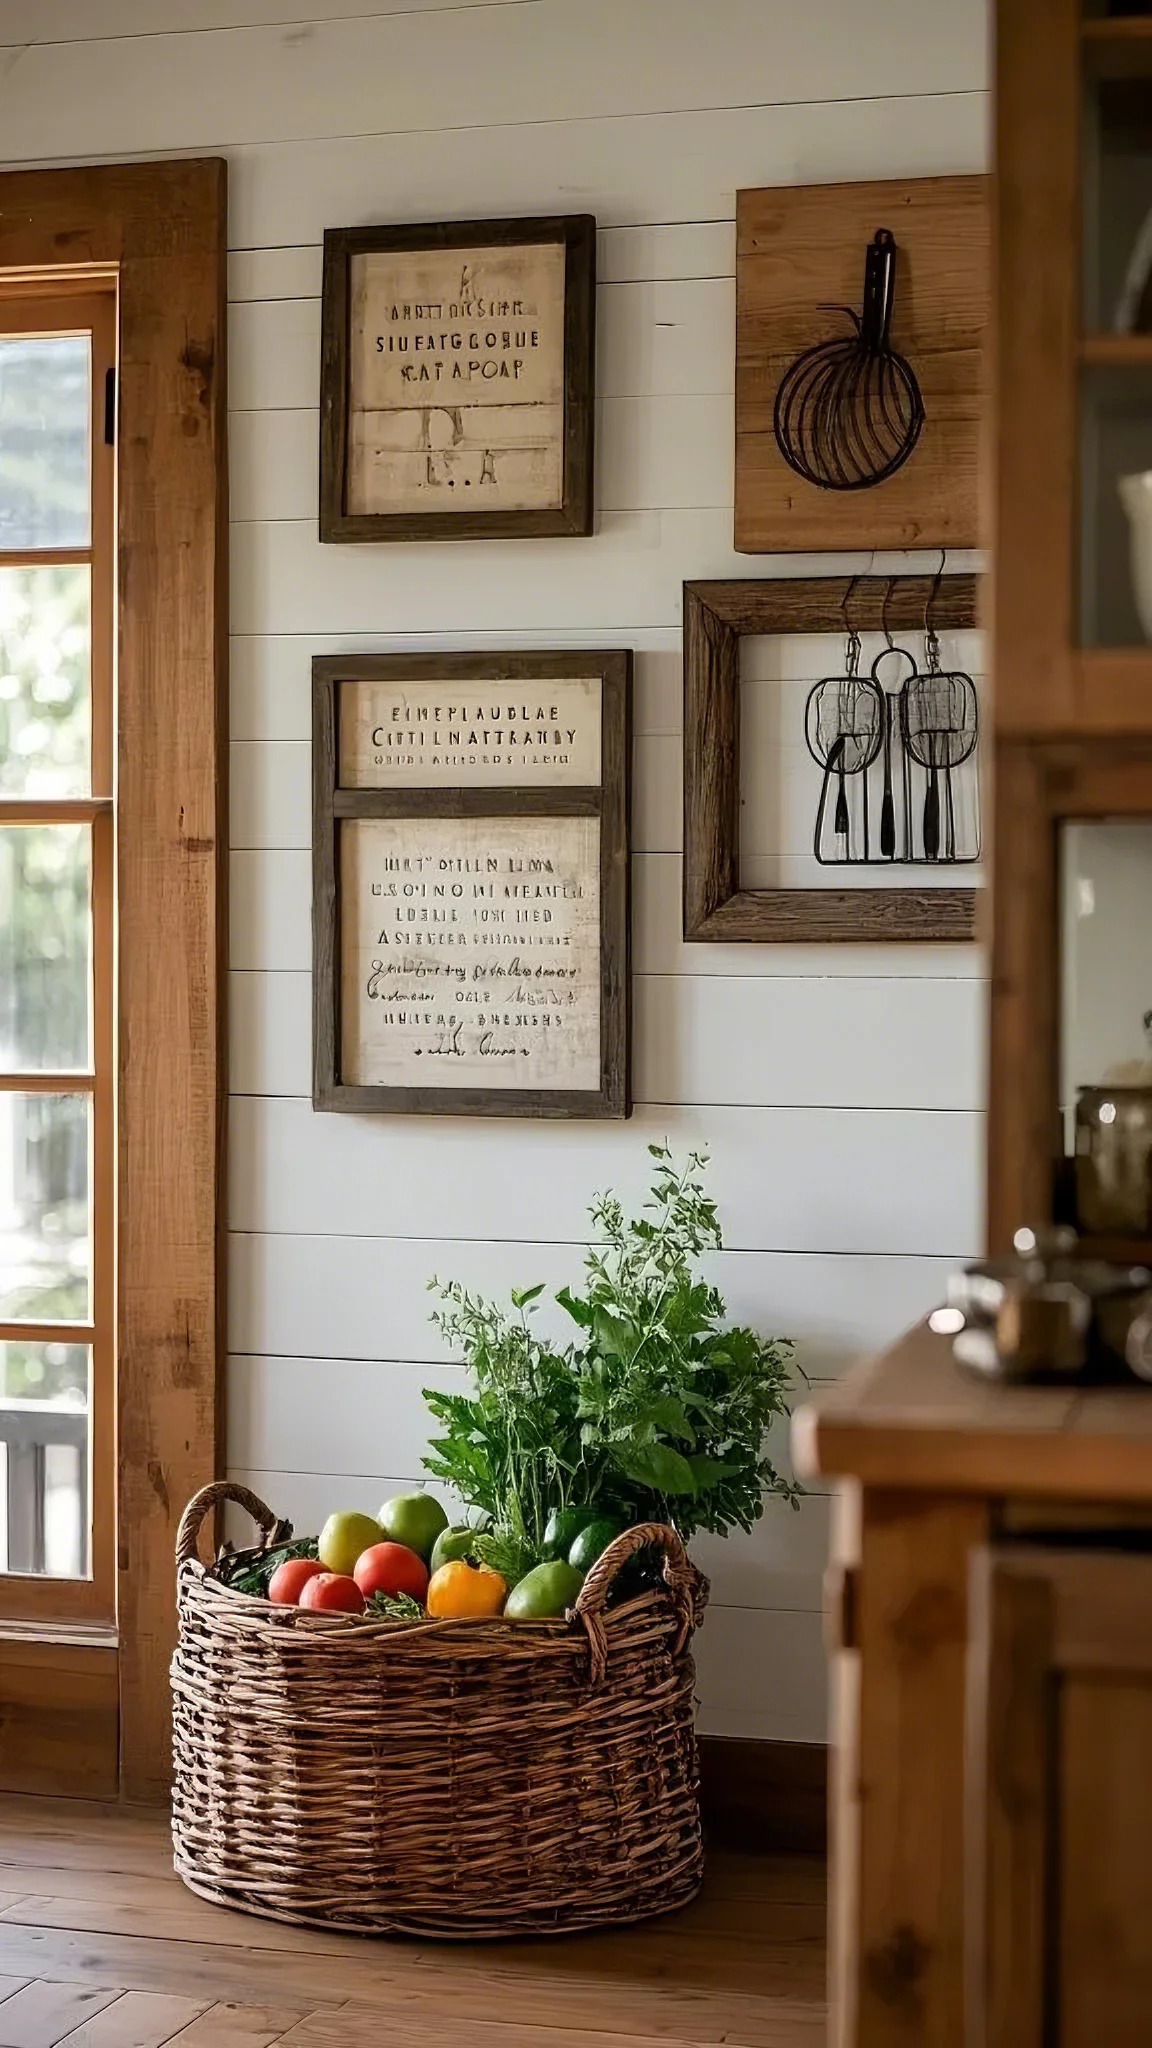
[229,630,986,743]
[228,1095,983,1253]
[229,963,984,1108]
[226,223,735,305]
[223,1467,447,1556]
[230,844,986,981]
[232,511,981,637]
[0,1,987,161]
[228,1354,806,1491]
[228,279,734,413]
[225,91,987,249]
[0,0,527,37]
[228,724,979,866]
[230,637,683,743]
[227,1372,801,1501]
[743,629,986,683]
[693,1605,827,1742]
[232,971,312,1098]
[227,1236,957,1376]
[228,1363,463,1496]
[226,1364,829,1611]
[229,394,733,521]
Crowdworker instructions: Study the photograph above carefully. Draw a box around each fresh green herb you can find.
[366,1590,425,1620]
[424,1146,798,1559]
[216,1533,317,1596]
[423,1279,583,1584]
[472,1525,539,1586]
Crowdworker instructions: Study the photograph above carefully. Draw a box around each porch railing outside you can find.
[0,1398,87,1578]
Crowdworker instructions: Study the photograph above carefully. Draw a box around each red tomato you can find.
[267,1557,326,1606]
[354,1541,429,1603]
[298,1571,365,1615]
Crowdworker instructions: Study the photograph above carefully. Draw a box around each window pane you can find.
[0,564,90,797]
[0,1341,89,1579]
[0,826,90,1070]
[0,1095,88,1321]
[0,334,90,551]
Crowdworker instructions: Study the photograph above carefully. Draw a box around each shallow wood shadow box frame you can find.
[313,650,632,1118]
[682,574,980,943]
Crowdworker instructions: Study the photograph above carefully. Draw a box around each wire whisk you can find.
[774,229,925,492]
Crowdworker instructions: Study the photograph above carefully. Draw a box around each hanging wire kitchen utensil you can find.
[804,594,884,863]
[899,567,980,862]
[774,228,926,491]
[869,582,919,862]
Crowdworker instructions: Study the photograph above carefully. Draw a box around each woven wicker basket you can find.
[171,1481,710,1939]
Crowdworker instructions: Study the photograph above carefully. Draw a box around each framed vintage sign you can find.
[320,215,596,542]
[313,651,631,1117]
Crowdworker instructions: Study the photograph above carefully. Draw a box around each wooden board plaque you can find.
[313,651,631,1116]
[735,174,989,553]
[320,215,596,543]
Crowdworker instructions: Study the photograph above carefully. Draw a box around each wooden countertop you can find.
[792,1320,1152,1502]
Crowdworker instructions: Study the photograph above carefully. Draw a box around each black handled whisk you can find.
[774,228,925,492]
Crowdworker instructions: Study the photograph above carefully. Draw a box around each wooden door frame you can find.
[0,161,228,1800]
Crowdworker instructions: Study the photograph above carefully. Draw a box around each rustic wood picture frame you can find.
[682,573,981,943]
[313,650,631,1117]
[320,215,596,543]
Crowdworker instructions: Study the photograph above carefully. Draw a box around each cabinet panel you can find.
[969,1546,1152,2048]
[1061,1675,1152,2043]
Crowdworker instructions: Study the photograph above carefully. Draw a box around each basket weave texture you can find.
[171,1482,710,1939]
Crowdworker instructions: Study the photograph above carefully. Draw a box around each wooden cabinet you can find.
[794,1323,1152,2048]
[990,1,1152,1257]
[970,1546,1152,2046]
[994,0,1152,731]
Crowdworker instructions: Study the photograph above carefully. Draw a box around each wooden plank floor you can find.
[0,1796,826,2048]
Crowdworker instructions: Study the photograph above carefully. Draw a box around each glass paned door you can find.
[0,289,115,1621]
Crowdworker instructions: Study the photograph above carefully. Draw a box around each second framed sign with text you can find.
[320,215,596,543]
[313,651,631,1117]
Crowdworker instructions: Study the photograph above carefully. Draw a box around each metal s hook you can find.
[840,572,862,678]
[924,547,946,674]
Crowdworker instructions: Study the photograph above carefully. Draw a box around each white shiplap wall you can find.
[0,0,990,1743]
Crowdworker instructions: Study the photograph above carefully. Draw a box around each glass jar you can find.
[1075,1085,1152,1234]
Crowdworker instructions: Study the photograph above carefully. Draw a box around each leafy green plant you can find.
[424,1146,798,1565]
[366,1590,424,1620]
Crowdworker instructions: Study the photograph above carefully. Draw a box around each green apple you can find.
[378,1492,449,1563]
[318,1510,384,1577]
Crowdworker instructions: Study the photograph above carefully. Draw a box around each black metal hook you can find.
[840,573,862,676]
[923,548,946,673]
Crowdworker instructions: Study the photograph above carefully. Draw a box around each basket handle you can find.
[176,1480,287,1569]
[574,1522,707,1688]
